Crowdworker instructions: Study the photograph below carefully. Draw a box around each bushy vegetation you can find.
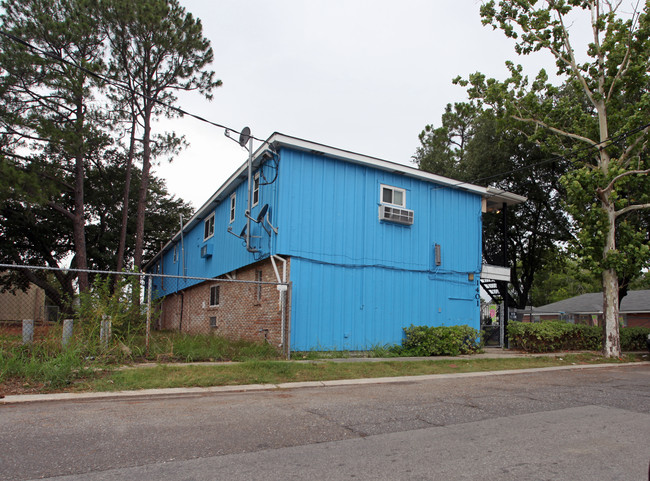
[507,321,650,353]
[76,275,148,341]
[395,324,480,356]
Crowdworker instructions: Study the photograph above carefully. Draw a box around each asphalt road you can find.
[1,364,649,481]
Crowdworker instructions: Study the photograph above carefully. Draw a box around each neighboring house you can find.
[0,273,48,323]
[145,133,524,351]
[524,290,650,328]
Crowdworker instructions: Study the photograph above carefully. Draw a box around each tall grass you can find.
[0,342,94,389]
[1,327,282,391]
[147,332,281,362]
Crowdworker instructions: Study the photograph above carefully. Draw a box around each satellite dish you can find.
[239,224,247,238]
[238,127,251,147]
[256,204,269,223]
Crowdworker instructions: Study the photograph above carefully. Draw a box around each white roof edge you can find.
[486,186,528,206]
[270,133,489,195]
[145,132,526,268]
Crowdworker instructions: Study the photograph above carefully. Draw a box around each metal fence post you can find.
[146,275,152,356]
[62,319,73,347]
[499,303,505,348]
[22,319,34,345]
[100,315,111,348]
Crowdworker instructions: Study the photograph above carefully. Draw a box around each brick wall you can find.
[157,258,291,347]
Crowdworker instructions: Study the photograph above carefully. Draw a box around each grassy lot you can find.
[71,352,646,393]
[2,325,647,396]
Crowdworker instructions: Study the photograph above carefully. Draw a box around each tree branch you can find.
[615,202,650,218]
[47,201,75,221]
[620,125,650,167]
[598,168,650,195]
[512,115,598,146]
[556,6,598,110]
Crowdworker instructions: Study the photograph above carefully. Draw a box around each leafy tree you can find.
[0,162,192,312]
[0,0,108,291]
[415,105,572,309]
[103,0,221,270]
[458,0,650,357]
[529,254,601,306]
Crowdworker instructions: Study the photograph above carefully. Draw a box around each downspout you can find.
[179,214,186,332]
[180,214,186,277]
[271,255,288,357]
[246,135,255,252]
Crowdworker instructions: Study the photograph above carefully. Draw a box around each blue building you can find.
[146,133,524,352]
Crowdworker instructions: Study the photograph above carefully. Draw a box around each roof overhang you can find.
[481,264,511,282]
[484,187,528,213]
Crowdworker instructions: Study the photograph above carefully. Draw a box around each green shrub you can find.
[507,321,650,352]
[399,324,480,356]
[620,327,650,351]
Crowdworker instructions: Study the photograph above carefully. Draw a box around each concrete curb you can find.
[2,361,647,405]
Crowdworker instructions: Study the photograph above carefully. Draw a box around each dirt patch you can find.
[0,379,48,397]
[0,322,57,343]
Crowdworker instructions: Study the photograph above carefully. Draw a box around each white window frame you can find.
[380,184,406,208]
[252,172,260,207]
[173,245,178,263]
[209,285,220,307]
[204,213,215,240]
[229,193,236,224]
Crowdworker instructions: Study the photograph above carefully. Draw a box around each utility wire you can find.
[428,119,650,197]
[0,29,266,145]
[2,28,649,197]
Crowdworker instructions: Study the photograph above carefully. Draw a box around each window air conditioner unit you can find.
[379,204,414,225]
[200,244,213,258]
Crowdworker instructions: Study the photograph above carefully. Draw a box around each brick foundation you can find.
[157,258,291,347]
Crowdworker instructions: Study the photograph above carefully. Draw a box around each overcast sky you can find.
[156,0,564,209]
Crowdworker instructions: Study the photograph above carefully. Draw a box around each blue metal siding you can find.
[275,148,482,350]
[290,259,480,351]
[151,158,279,297]
[150,145,483,350]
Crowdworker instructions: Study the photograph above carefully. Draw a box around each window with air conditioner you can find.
[379,184,413,225]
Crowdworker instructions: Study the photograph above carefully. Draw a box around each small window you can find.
[380,184,406,207]
[252,172,260,207]
[230,193,236,223]
[173,245,178,263]
[209,285,220,307]
[204,213,215,240]
[256,270,263,301]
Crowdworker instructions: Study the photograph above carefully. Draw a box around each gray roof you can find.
[533,290,650,315]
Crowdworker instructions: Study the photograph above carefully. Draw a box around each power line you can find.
[2,28,649,198]
[0,29,268,145]
[428,119,650,196]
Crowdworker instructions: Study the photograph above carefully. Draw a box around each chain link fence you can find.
[0,264,291,358]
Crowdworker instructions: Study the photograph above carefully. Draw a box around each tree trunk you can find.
[132,104,152,271]
[601,195,621,358]
[602,268,621,357]
[73,96,89,291]
[115,115,137,275]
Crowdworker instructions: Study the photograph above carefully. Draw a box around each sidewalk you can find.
[125,349,608,369]
[3,350,647,405]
